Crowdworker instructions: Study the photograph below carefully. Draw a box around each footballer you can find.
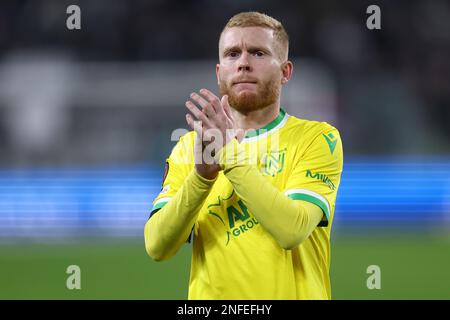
[144,11,343,300]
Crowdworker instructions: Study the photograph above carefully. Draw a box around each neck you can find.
[232,101,280,134]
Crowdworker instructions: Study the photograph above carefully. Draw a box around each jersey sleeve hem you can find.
[285,189,330,227]
[149,197,171,218]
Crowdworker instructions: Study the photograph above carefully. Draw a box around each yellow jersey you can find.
[151,108,343,299]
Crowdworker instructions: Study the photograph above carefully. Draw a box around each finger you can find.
[235,128,246,142]
[185,100,210,126]
[186,113,205,144]
[199,89,222,114]
[186,114,195,131]
[187,115,204,160]
[190,92,216,119]
[186,114,201,138]
[221,95,234,121]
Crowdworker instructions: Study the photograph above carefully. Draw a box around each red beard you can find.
[219,77,280,114]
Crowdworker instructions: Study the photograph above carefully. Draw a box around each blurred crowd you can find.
[0,0,449,166]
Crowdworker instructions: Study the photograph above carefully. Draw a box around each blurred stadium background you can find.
[0,0,449,299]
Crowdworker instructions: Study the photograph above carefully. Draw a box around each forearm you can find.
[218,139,323,249]
[144,169,216,261]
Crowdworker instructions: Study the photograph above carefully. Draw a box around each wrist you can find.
[216,138,248,171]
[194,167,218,183]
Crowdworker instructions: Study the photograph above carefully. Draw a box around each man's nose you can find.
[237,53,251,72]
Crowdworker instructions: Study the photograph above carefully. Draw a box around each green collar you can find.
[244,108,287,139]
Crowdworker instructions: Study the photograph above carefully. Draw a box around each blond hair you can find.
[220,12,289,61]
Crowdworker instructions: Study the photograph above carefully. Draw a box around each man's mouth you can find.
[233,80,257,85]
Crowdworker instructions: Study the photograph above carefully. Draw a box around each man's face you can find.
[217,27,286,114]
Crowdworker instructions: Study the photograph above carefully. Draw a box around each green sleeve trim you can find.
[287,193,330,227]
[152,201,168,212]
[149,200,169,219]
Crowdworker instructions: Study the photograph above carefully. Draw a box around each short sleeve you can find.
[284,126,343,227]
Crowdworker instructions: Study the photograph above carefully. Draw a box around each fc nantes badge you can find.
[261,149,286,177]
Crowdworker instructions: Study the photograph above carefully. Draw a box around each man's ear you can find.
[216,64,220,86]
[281,60,293,85]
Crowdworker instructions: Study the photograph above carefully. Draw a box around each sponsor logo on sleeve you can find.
[322,133,337,154]
[306,170,336,190]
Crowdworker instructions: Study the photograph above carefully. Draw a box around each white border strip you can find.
[242,112,290,144]
[153,197,172,207]
[285,188,330,215]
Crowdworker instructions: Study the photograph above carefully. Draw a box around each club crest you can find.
[261,149,286,177]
